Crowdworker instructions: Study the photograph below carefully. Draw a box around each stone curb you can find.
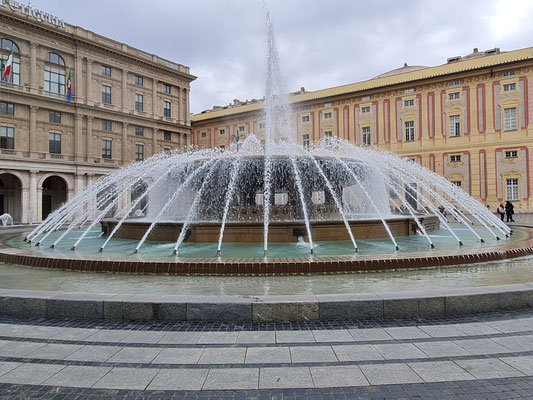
[0,284,532,322]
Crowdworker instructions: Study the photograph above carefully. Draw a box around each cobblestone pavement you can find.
[1,311,533,398]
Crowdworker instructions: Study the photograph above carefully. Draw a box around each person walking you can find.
[497,203,505,221]
[505,201,515,222]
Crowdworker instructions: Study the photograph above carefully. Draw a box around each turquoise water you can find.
[0,226,530,296]
[9,223,525,259]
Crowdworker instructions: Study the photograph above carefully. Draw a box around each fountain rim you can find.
[1,227,532,275]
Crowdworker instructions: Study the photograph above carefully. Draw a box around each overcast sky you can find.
[32,0,533,114]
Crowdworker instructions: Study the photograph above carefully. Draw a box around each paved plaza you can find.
[0,311,533,398]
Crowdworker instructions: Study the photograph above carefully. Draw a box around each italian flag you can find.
[2,47,13,81]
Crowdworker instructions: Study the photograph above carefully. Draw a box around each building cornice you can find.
[0,10,196,82]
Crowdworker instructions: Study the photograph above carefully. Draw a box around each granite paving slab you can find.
[259,366,314,389]
[310,365,369,388]
[245,346,291,364]
[408,360,475,382]
[202,367,259,390]
[147,368,209,391]
[359,363,424,385]
[456,358,525,379]
[42,365,112,388]
[0,363,66,385]
[91,367,159,390]
[289,345,338,363]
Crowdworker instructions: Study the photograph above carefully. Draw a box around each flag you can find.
[2,47,13,81]
[66,69,72,102]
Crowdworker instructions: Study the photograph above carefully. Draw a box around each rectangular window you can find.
[48,132,61,154]
[135,144,144,161]
[102,139,112,159]
[361,106,370,113]
[404,121,415,141]
[0,126,14,149]
[239,126,245,132]
[135,94,144,111]
[135,126,144,136]
[101,120,112,131]
[303,134,310,148]
[48,111,61,123]
[163,147,171,155]
[404,99,414,107]
[362,126,371,146]
[220,145,225,150]
[219,129,225,135]
[163,101,171,117]
[324,112,332,118]
[451,181,462,187]
[0,102,14,116]
[503,70,515,77]
[506,178,519,200]
[101,65,111,77]
[450,154,462,162]
[134,75,143,86]
[201,132,207,138]
[448,80,460,86]
[302,116,309,122]
[163,131,171,141]
[504,107,517,131]
[163,83,171,94]
[324,131,332,139]
[259,123,265,129]
[449,92,460,100]
[503,83,516,92]
[505,150,518,158]
[449,115,461,137]
[102,85,112,104]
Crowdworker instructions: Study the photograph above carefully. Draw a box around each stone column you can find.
[122,122,128,165]
[74,114,83,161]
[87,173,95,219]
[74,173,84,195]
[86,58,92,105]
[75,55,83,102]
[29,43,37,92]
[29,106,38,155]
[152,128,158,156]
[29,170,38,222]
[86,115,93,161]
[152,79,158,116]
[177,87,183,124]
[21,188,30,223]
[121,69,128,111]
[185,88,190,125]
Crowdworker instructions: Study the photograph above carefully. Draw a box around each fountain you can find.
[0,9,533,324]
[0,9,528,277]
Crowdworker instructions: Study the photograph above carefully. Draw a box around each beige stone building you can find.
[192,47,533,211]
[0,2,195,223]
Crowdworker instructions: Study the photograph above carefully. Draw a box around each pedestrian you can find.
[438,205,446,217]
[497,203,505,221]
[505,201,515,222]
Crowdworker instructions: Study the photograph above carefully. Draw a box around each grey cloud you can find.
[32,0,533,112]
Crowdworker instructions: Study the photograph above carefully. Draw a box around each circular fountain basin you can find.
[1,225,532,275]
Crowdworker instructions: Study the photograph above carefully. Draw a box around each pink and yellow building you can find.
[192,47,533,210]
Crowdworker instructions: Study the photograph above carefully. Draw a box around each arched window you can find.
[0,38,20,85]
[44,52,66,94]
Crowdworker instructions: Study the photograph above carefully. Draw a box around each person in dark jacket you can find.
[505,201,515,222]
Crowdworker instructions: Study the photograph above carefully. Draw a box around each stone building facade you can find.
[192,47,533,210]
[0,2,195,223]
